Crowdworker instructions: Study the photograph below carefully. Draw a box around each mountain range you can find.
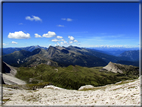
[119,50,139,61]
[2,45,47,55]
[2,45,139,67]
[88,47,139,56]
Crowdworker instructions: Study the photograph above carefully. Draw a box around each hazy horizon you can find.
[2,45,139,49]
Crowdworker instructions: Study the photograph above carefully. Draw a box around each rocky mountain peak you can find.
[102,62,123,74]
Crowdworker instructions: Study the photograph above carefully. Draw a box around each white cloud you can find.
[57,25,64,27]
[61,18,66,20]
[12,41,18,44]
[43,31,56,38]
[8,31,30,39]
[64,41,67,44]
[68,35,74,41]
[26,16,33,21]
[3,43,6,46]
[33,16,42,21]
[61,39,65,41]
[74,40,78,42]
[57,43,60,45]
[52,39,59,42]
[69,41,73,44]
[57,36,63,39]
[61,18,72,21]
[67,18,72,21]
[25,15,42,21]
[60,42,64,45]
[35,33,42,38]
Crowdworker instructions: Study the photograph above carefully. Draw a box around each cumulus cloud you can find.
[61,18,72,21]
[35,33,42,38]
[67,18,72,21]
[52,39,59,42]
[68,35,74,41]
[69,41,73,44]
[57,36,63,39]
[64,41,67,44]
[43,31,56,38]
[12,41,18,44]
[25,15,42,21]
[60,42,64,45]
[8,31,30,39]
[57,25,64,27]
[74,40,78,42]
[61,39,65,41]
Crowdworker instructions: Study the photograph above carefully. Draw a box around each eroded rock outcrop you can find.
[2,61,26,85]
[101,62,123,74]
[78,85,95,91]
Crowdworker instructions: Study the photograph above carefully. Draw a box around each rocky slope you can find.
[100,61,139,75]
[119,50,139,61]
[3,46,108,67]
[3,76,141,106]
[2,61,26,85]
[102,61,123,73]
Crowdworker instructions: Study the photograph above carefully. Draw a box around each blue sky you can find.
[3,3,139,48]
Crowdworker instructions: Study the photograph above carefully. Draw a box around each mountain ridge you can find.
[2,45,139,67]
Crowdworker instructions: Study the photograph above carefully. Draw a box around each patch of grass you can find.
[22,94,40,102]
[79,87,106,91]
[3,98,11,104]
[15,63,139,90]
[23,82,51,90]
[115,79,136,85]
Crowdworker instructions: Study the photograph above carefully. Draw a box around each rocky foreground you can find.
[2,76,141,106]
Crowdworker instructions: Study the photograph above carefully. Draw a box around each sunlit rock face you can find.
[103,62,123,74]
[2,61,26,85]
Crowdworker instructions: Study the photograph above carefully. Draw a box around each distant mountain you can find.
[2,45,48,55]
[119,50,139,61]
[116,60,139,67]
[84,48,130,63]
[39,46,107,67]
[2,45,139,67]
[3,46,107,67]
[2,48,22,55]
[3,50,33,66]
[22,45,47,52]
[88,47,139,56]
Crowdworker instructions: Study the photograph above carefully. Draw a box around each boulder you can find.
[78,85,95,91]
[44,85,63,90]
